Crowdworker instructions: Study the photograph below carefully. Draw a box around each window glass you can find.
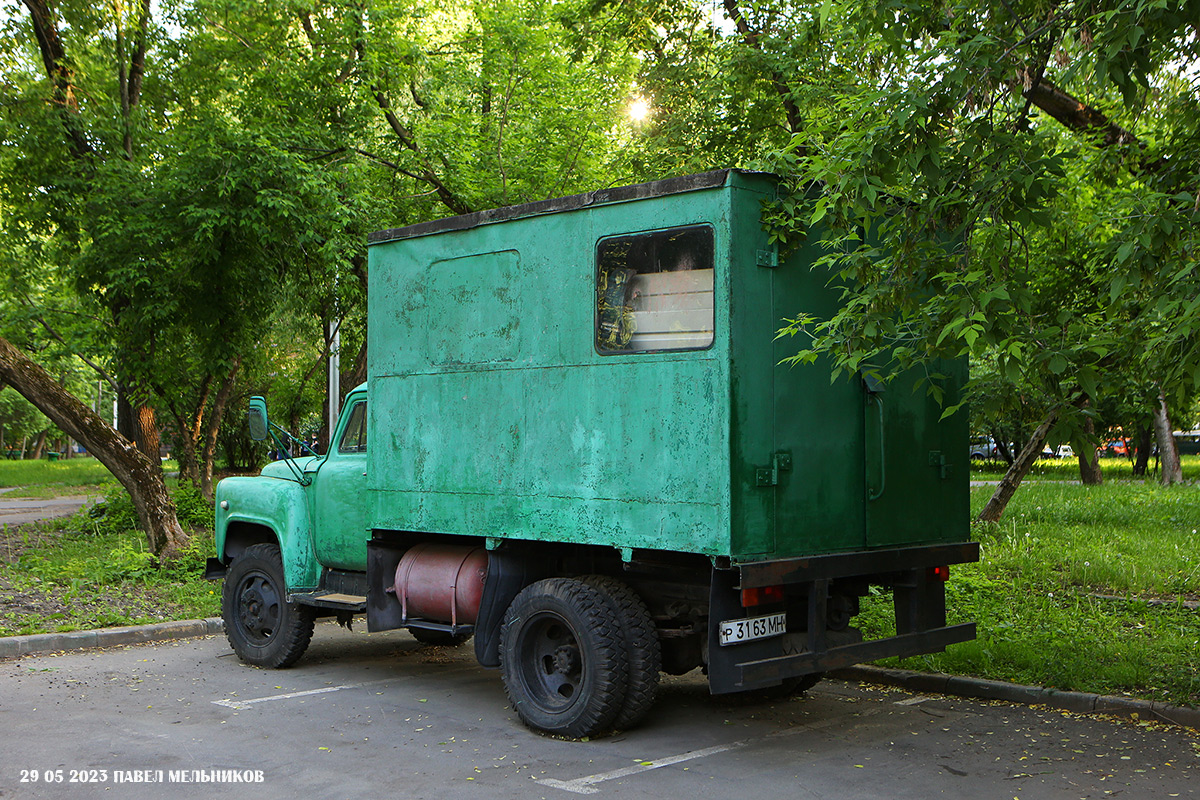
[596,226,714,354]
[337,402,367,454]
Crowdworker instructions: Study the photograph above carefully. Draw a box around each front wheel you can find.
[499,578,628,738]
[222,543,315,668]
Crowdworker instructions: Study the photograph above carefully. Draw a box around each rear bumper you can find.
[707,541,980,694]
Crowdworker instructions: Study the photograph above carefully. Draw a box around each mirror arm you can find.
[266,423,313,486]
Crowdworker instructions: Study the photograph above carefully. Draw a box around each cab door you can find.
[311,396,369,570]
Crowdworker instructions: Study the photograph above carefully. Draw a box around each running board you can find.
[289,591,367,611]
[404,619,475,636]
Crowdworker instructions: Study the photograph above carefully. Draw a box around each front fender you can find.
[215,475,319,591]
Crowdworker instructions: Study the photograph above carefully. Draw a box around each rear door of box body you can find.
[729,177,968,560]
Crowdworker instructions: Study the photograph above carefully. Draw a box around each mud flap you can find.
[473,548,549,668]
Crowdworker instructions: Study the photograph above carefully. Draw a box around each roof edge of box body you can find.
[368,169,772,245]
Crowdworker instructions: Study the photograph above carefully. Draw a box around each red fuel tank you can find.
[391,543,488,626]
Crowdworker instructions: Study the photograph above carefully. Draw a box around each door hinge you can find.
[756,451,793,486]
[756,248,779,268]
[928,450,950,479]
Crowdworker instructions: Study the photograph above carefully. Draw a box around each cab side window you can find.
[337,402,367,454]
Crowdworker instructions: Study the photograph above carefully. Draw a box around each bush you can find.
[171,482,213,529]
[71,481,213,537]
[74,484,140,537]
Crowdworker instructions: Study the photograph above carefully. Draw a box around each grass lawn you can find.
[970,452,1200,482]
[862,461,1200,707]
[0,456,118,496]
[0,460,218,637]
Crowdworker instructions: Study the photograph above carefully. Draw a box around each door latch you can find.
[756,451,793,486]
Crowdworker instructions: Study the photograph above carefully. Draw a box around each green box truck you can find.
[209,169,978,738]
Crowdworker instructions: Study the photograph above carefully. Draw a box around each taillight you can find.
[741,585,784,607]
[929,565,950,582]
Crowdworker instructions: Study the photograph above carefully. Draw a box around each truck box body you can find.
[365,169,968,560]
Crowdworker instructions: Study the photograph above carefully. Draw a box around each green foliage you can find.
[753,0,1200,456]
[858,478,1200,705]
[0,524,219,636]
[170,482,215,530]
[73,481,211,538]
[76,485,141,538]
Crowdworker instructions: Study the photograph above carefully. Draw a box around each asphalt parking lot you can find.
[1,622,1196,799]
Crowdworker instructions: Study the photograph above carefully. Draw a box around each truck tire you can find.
[579,575,661,730]
[499,578,629,738]
[410,627,473,647]
[222,543,315,668]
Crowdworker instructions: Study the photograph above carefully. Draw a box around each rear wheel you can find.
[222,543,315,668]
[579,575,661,730]
[499,578,628,738]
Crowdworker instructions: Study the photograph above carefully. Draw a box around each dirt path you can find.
[0,494,92,527]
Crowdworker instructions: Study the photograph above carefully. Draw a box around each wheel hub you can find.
[552,645,581,675]
[241,588,265,627]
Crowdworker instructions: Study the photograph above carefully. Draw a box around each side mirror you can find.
[248,396,270,441]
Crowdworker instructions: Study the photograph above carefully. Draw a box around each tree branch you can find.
[1017,74,1165,173]
[22,0,94,161]
[30,312,119,393]
[722,0,805,138]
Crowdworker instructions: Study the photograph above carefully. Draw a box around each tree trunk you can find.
[175,434,201,488]
[0,336,187,559]
[977,411,1058,523]
[1153,386,1184,485]
[1132,423,1151,477]
[1077,414,1103,485]
[117,391,162,471]
[199,359,240,500]
[990,430,1014,465]
[30,429,48,460]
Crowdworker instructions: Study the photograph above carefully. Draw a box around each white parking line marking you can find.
[894,696,931,706]
[212,678,397,710]
[535,742,749,794]
[535,707,882,794]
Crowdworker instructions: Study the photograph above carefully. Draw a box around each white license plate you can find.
[718,612,787,646]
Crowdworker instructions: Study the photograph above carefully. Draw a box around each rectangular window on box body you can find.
[596,225,715,354]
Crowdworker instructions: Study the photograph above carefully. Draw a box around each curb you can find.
[831,664,1200,731]
[0,618,224,659]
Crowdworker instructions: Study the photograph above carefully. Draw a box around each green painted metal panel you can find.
[864,359,970,547]
[214,473,322,590]
[726,175,777,558]
[767,235,869,558]
[310,392,369,570]
[369,181,734,556]
[365,169,969,562]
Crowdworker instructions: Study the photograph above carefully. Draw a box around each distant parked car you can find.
[1175,431,1200,456]
[1103,440,1128,456]
[969,437,998,460]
